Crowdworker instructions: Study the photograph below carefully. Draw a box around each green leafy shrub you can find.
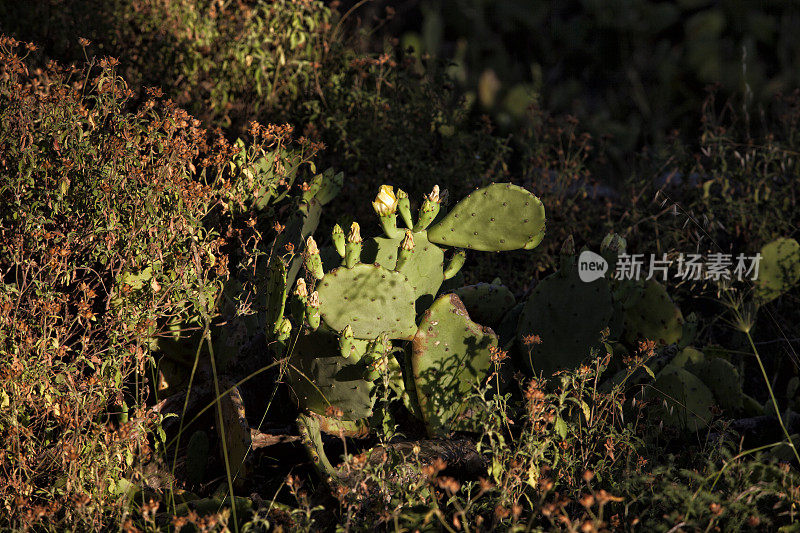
[1,1,512,225]
[0,0,332,133]
[0,37,323,528]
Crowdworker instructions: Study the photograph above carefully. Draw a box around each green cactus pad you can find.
[648,364,714,433]
[622,280,684,346]
[672,346,705,368]
[754,237,800,304]
[427,183,546,251]
[691,358,743,413]
[362,232,445,311]
[454,282,516,328]
[277,199,322,287]
[742,393,765,417]
[317,264,418,340]
[265,258,288,336]
[516,267,613,376]
[411,294,500,436]
[286,332,374,421]
[216,380,251,483]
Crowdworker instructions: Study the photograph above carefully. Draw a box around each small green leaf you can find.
[554,416,568,439]
[643,364,656,380]
[580,400,591,423]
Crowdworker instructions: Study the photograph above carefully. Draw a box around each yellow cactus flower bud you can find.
[427,185,440,203]
[347,222,362,243]
[306,235,319,255]
[401,230,415,251]
[294,278,308,298]
[372,185,398,216]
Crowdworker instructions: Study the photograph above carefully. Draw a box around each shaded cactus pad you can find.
[516,268,613,376]
[453,282,516,328]
[647,364,714,433]
[754,237,800,304]
[622,280,683,346]
[412,294,500,436]
[427,183,546,251]
[691,357,743,413]
[286,332,374,421]
[316,264,418,340]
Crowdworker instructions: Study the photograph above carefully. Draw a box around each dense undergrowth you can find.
[1,1,800,531]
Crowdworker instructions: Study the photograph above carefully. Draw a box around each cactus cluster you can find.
[277,182,546,477]
[644,345,756,432]
[152,174,797,485]
[276,184,713,478]
[509,234,684,376]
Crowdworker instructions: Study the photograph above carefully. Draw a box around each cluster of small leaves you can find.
[463,350,648,530]
[1,0,333,134]
[619,449,800,531]
[2,0,513,228]
[0,37,319,528]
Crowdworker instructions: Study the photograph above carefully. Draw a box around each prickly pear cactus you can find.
[516,240,613,376]
[316,263,418,340]
[754,237,800,304]
[286,331,375,421]
[692,357,743,413]
[622,279,684,346]
[411,294,500,436]
[281,182,547,479]
[648,364,714,433]
[453,280,516,328]
[426,183,546,251]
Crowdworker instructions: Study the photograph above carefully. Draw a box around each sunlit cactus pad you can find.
[316,263,418,340]
[362,231,446,306]
[412,293,499,436]
[427,183,546,251]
